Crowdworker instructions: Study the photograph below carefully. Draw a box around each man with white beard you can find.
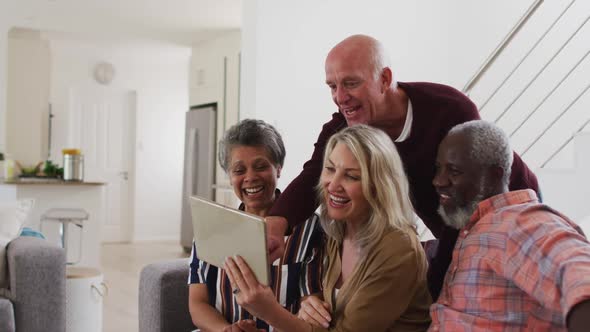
[429,120,590,331]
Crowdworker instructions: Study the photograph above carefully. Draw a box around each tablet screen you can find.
[189,196,270,285]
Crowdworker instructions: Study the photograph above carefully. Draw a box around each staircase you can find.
[463,0,590,224]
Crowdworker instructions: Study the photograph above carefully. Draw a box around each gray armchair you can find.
[139,258,196,332]
[0,236,66,332]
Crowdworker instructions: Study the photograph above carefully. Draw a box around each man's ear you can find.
[381,67,393,92]
[276,166,282,179]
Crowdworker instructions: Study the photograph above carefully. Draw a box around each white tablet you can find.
[189,195,270,285]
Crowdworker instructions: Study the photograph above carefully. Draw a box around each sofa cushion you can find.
[139,259,196,332]
[0,199,34,288]
[6,236,66,331]
[0,298,15,332]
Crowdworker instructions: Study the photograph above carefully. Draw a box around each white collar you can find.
[394,99,413,142]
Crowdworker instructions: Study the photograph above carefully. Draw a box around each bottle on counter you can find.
[62,148,84,181]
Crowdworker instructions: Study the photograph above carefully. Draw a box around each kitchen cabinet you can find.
[189,31,241,206]
[6,28,51,166]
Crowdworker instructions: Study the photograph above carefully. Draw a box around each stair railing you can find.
[462,0,590,168]
[462,0,545,96]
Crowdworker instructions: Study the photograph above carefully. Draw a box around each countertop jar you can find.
[63,150,84,181]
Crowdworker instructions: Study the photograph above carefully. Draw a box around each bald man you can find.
[265,34,539,299]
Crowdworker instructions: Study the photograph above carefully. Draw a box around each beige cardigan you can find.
[312,227,432,332]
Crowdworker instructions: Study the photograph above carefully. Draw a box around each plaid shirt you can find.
[429,189,590,331]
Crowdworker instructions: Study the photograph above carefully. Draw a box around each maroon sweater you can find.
[269,81,540,299]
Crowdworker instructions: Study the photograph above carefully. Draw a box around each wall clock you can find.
[93,62,116,85]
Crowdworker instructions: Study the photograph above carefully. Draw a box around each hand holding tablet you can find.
[189,196,270,285]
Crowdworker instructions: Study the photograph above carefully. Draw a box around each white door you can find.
[69,87,136,243]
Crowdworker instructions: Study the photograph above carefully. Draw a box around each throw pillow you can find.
[0,199,35,289]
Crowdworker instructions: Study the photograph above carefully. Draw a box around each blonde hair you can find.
[316,125,418,256]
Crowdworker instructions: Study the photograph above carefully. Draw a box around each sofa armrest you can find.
[6,236,66,332]
[0,298,15,332]
[139,258,196,332]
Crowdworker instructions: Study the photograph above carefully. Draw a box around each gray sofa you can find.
[139,258,196,332]
[0,236,66,332]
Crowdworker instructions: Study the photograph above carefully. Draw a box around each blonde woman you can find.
[225,125,431,331]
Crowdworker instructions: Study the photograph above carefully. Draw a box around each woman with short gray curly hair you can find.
[218,119,286,173]
[188,118,324,332]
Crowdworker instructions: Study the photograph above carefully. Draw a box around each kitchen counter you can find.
[0,180,106,268]
[1,179,105,185]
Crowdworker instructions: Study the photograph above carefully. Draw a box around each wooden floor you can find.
[100,241,189,332]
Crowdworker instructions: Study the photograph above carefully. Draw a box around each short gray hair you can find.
[371,39,392,80]
[448,120,513,186]
[218,119,285,172]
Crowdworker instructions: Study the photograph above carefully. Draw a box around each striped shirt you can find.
[189,207,324,331]
[429,189,590,331]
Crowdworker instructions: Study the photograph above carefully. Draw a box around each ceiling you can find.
[5,0,242,45]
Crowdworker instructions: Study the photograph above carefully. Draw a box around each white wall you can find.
[190,30,241,206]
[239,0,259,121]
[241,0,590,221]
[190,30,241,108]
[241,0,531,188]
[537,133,590,232]
[0,30,7,154]
[0,0,21,153]
[0,2,12,153]
[48,37,191,242]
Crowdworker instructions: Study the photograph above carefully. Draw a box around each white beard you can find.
[438,192,484,230]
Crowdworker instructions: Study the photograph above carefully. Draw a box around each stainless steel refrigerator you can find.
[180,104,217,252]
